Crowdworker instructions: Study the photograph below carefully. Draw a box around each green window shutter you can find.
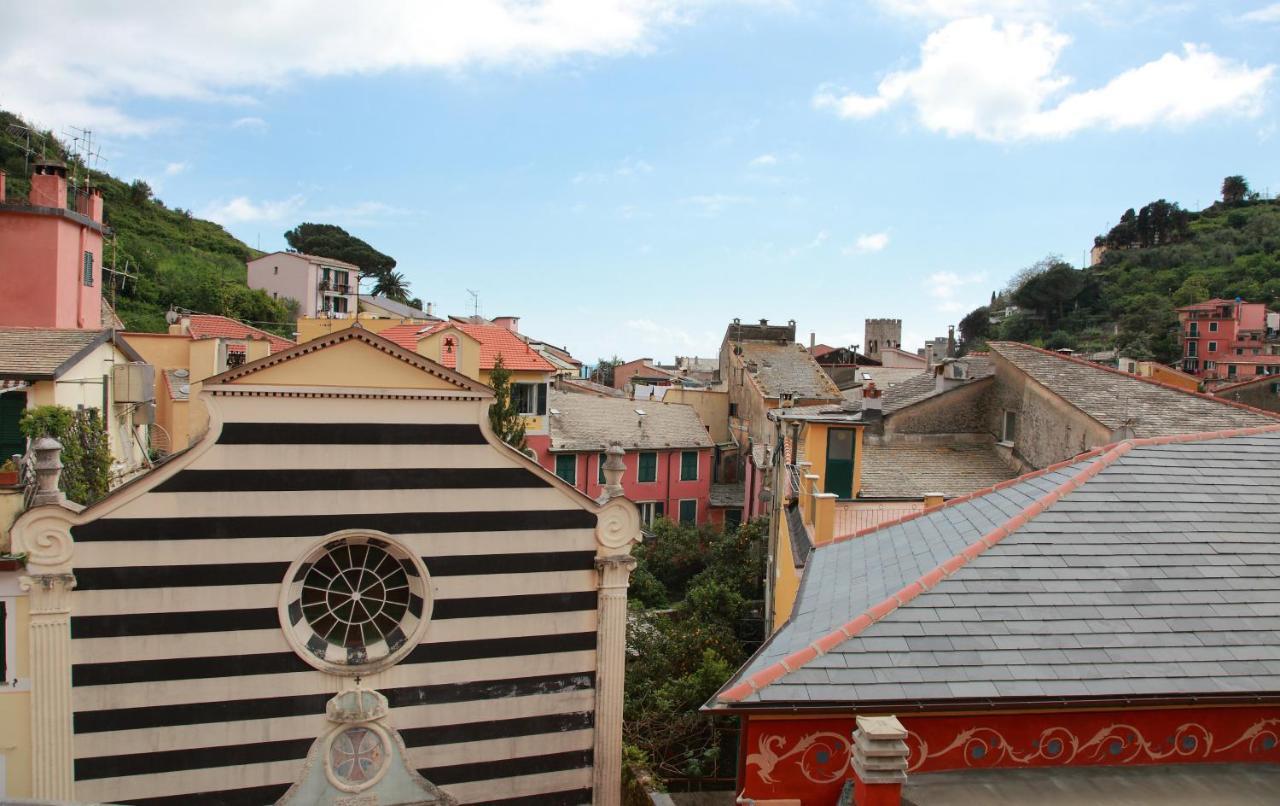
[555,454,576,485]
[598,453,607,484]
[83,251,94,286]
[680,450,698,481]
[679,499,697,524]
[638,452,657,483]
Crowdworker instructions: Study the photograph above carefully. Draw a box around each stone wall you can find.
[881,378,994,437]
[1216,378,1280,414]
[986,352,1111,471]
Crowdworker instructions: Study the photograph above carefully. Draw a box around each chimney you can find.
[809,332,816,349]
[851,715,909,806]
[29,159,69,209]
[492,315,519,333]
[76,183,104,223]
[0,170,6,203]
[861,381,883,421]
[759,318,768,327]
[947,325,956,358]
[425,302,434,317]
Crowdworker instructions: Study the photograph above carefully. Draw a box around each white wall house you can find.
[247,251,361,319]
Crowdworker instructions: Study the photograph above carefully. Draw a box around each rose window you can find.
[281,533,431,674]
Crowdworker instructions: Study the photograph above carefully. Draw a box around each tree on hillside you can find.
[487,355,527,451]
[372,271,411,303]
[1222,175,1249,205]
[1102,200,1190,249]
[283,223,398,277]
[1011,258,1083,326]
[958,306,991,352]
[1173,274,1212,307]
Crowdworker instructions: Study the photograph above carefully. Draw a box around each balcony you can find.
[319,281,352,295]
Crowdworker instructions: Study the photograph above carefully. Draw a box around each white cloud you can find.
[748,153,778,167]
[573,156,654,184]
[680,193,753,215]
[844,231,890,254]
[815,16,1274,141]
[926,270,987,313]
[0,1,696,135]
[198,194,305,225]
[873,0,1054,21]
[231,116,269,131]
[1241,3,1280,23]
[625,318,703,351]
[164,161,189,176]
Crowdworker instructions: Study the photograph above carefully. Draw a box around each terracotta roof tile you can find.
[185,315,294,354]
[379,322,555,372]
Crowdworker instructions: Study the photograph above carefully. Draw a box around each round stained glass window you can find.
[280,532,431,674]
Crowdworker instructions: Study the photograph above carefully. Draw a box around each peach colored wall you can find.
[0,210,102,329]
[247,253,314,313]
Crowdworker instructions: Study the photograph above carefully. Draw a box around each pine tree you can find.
[487,355,527,451]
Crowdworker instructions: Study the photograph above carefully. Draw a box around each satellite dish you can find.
[174,369,190,379]
[179,384,190,396]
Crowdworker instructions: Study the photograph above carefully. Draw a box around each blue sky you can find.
[4,1,1277,361]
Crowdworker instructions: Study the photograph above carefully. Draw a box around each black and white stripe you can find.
[69,419,599,805]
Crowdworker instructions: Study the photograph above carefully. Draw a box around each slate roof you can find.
[778,356,993,421]
[185,315,294,353]
[839,366,927,390]
[988,341,1278,434]
[710,482,745,508]
[559,378,625,398]
[738,342,841,400]
[379,322,555,372]
[858,441,1016,499]
[362,295,439,320]
[711,425,1280,709]
[547,390,713,452]
[0,328,110,378]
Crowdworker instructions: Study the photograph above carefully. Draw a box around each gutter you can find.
[706,691,1280,717]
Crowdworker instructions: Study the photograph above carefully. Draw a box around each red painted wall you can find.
[529,437,712,524]
[0,204,103,329]
[739,706,1280,804]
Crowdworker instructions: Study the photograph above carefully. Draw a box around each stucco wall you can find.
[0,578,32,800]
[662,387,730,444]
[0,208,103,329]
[535,447,712,524]
[247,253,314,314]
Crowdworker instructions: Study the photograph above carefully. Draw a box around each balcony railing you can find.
[320,282,352,294]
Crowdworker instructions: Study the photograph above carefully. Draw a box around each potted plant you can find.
[0,457,19,487]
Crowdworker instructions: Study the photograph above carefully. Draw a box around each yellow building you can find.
[123,314,294,454]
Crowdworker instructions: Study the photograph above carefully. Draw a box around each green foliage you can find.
[958,305,990,352]
[976,179,1280,364]
[371,271,411,303]
[486,355,527,451]
[284,222,397,278]
[622,744,664,805]
[0,108,294,336]
[1222,175,1249,205]
[625,518,767,782]
[19,406,111,505]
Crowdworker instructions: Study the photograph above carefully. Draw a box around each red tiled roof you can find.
[185,315,295,354]
[378,322,555,372]
[808,344,836,358]
[1176,298,1237,311]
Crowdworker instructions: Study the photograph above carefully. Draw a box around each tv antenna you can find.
[62,125,106,197]
[4,122,52,174]
[466,289,480,317]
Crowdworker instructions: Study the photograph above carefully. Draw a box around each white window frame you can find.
[511,382,547,417]
[679,450,699,482]
[1001,410,1017,445]
[638,501,664,526]
[1207,341,1217,353]
[1209,321,1218,332]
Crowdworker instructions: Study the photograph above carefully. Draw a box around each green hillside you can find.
[961,182,1280,363]
[1,110,292,335]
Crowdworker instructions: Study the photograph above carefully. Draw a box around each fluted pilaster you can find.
[21,573,77,801]
[593,554,636,806]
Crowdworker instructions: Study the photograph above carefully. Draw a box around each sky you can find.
[2,1,1278,362]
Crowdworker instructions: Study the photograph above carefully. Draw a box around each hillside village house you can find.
[1177,297,1279,382]
[295,295,442,343]
[721,319,842,519]
[708,425,1280,805]
[1,327,641,805]
[247,250,362,319]
[0,163,152,482]
[123,313,296,454]
[537,389,714,527]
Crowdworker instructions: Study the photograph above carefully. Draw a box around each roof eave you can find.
[707,690,1280,716]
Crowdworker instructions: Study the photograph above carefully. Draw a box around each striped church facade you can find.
[10,329,641,806]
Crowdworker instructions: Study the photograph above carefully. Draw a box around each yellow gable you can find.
[208,329,488,393]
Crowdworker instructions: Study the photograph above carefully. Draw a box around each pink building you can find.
[0,160,105,329]
[1178,298,1278,381]
[247,251,361,318]
[533,389,714,527]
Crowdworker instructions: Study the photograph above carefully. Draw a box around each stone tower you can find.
[864,318,902,363]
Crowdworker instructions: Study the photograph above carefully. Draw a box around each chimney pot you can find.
[759,318,768,327]
[809,332,816,349]
[851,714,909,806]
